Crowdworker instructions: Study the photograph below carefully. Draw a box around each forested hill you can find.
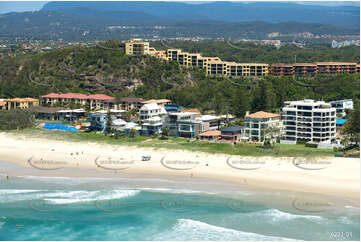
[0,40,359,115]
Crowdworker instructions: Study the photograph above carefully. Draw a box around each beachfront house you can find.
[244,111,283,142]
[140,116,163,136]
[88,110,125,131]
[220,125,244,143]
[198,130,221,141]
[139,103,167,121]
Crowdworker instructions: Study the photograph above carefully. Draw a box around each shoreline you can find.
[0,132,359,205]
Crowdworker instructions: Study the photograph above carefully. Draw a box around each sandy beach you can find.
[0,132,359,203]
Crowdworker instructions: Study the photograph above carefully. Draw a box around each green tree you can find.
[104,109,113,135]
[231,87,249,118]
[343,100,360,145]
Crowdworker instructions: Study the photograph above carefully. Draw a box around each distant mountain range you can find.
[0,1,359,41]
[41,1,360,27]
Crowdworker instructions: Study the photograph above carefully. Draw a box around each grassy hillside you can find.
[0,40,359,116]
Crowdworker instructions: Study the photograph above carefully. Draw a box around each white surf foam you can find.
[0,189,41,195]
[249,209,323,223]
[153,219,294,240]
[44,189,140,204]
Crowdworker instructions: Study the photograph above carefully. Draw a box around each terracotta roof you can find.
[199,130,221,137]
[5,97,38,102]
[41,93,114,100]
[246,111,280,119]
[315,62,357,65]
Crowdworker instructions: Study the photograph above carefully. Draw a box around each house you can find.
[139,103,167,121]
[41,93,114,110]
[330,99,353,117]
[282,99,336,143]
[196,115,222,130]
[244,111,283,142]
[56,109,86,121]
[220,126,244,143]
[198,130,221,141]
[88,110,125,131]
[166,112,200,137]
[3,98,39,110]
[141,116,163,136]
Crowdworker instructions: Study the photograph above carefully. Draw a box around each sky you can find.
[0,1,359,14]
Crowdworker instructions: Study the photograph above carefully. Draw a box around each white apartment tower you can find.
[282,99,336,143]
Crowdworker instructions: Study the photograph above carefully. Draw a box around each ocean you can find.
[0,175,359,241]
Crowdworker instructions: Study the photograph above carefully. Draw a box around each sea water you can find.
[0,175,359,241]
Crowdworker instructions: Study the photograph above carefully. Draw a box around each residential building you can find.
[244,111,282,142]
[282,99,336,143]
[166,112,199,137]
[165,47,267,77]
[198,130,221,141]
[139,103,167,121]
[141,116,163,136]
[32,106,64,120]
[270,62,359,76]
[88,110,125,131]
[122,39,150,56]
[2,98,39,110]
[315,62,357,74]
[41,93,114,110]
[165,112,211,138]
[104,97,145,112]
[220,125,244,143]
[269,64,294,76]
[330,99,354,117]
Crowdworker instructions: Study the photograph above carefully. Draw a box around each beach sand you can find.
[0,132,359,204]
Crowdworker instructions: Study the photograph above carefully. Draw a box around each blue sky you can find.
[0,1,359,14]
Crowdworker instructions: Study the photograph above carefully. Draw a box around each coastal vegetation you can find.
[0,109,35,130]
[7,128,337,157]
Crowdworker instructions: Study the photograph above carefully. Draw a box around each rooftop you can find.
[141,99,171,104]
[5,97,38,102]
[221,125,243,132]
[41,93,114,100]
[199,130,221,137]
[246,111,280,119]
